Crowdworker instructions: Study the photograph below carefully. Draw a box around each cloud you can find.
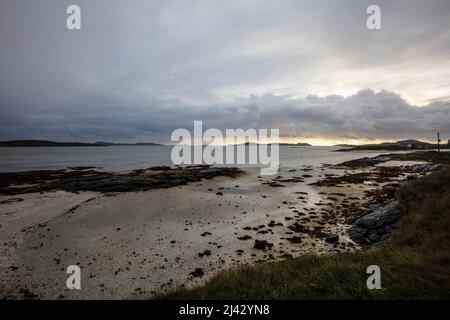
[0,1,450,142]
[1,89,449,143]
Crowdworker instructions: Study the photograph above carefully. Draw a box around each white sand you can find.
[0,168,369,299]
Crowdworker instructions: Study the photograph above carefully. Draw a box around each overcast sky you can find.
[0,0,449,144]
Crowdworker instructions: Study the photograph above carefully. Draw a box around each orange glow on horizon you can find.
[277,137,435,146]
[278,137,395,146]
[185,135,436,147]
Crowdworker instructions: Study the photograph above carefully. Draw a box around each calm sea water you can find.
[0,146,387,173]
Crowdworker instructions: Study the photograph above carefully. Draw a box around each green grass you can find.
[161,166,450,300]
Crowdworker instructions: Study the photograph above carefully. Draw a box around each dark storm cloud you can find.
[0,0,449,142]
[1,89,449,143]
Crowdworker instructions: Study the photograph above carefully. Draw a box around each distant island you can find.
[336,139,449,152]
[0,140,313,147]
[239,142,311,147]
[334,144,355,147]
[0,140,164,147]
[279,142,311,147]
[93,141,164,146]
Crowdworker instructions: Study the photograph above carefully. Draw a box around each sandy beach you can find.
[0,151,430,300]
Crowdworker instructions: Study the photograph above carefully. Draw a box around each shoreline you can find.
[163,152,450,299]
[0,152,444,299]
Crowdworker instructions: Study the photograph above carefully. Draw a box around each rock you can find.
[198,250,211,257]
[0,165,243,195]
[385,187,397,198]
[253,240,273,250]
[406,163,441,174]
[268,221,283,227]
[339,155,391,168]
[0,197,24,205]
[287,236,303,243]
[190,268,204,278]
[325,234,339,243]
[348,199,403,244]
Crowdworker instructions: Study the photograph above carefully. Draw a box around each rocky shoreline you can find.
[0,165,243,195]
[0,151,443,299]
[330,155,441,245]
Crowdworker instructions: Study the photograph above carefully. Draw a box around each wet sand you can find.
[0,159,423,299]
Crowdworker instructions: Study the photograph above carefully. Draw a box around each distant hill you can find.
[94,141,163,146]
[0,140,163,147]
[279,142,312,147]
[239,142,311,147]
[336,139,449,152]
[0,140,101,147]
[380,139,430,147]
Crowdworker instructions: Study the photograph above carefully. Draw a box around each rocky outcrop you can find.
[348,199,403,245]
[338,155,391,168]
[0,166,243,195]
[404,163,441,174]
[347,161,441,245]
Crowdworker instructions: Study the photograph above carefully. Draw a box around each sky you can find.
[0,0,449,145]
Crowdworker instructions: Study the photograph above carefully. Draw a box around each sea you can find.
[0,146,389,173]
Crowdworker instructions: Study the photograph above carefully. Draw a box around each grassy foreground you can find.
[162,164,450,299]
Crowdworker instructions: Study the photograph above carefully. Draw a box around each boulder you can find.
[348,199,403,244]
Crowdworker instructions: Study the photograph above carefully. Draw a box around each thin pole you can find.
[437,133,440,153]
